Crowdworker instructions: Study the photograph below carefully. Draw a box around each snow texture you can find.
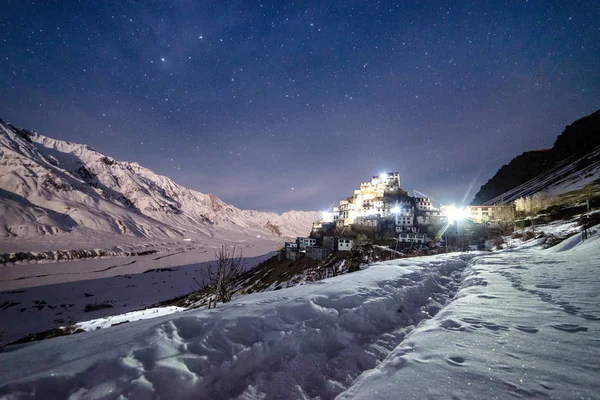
[75,306,186,332]
[1,222,599,399]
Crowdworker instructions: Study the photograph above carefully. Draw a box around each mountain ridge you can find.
[0,119,318,251]
[472,110,600,204]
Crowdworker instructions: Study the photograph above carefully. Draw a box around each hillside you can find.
[480,147,600,205]
[0,119,319,253]
[1,218,598,399]
[472,110,600,204]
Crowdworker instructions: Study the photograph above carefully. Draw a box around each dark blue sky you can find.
[2,1,599,212]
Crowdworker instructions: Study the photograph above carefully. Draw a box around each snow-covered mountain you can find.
[0,119,319,250]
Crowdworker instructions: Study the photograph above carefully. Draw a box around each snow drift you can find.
[0,253,471,399]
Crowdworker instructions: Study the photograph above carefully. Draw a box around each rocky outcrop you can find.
[472,110,600,204]
[551,110,600,162]
[471,149,553,204]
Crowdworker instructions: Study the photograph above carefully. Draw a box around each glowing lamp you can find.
[447,206,471,223]
[391,206,400,214]
[379,173,388,181]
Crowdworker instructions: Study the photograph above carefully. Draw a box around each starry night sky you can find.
[1,1,599,213]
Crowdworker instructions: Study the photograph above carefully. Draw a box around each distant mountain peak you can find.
[0,119,319,249]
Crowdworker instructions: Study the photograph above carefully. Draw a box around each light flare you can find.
[446,206,471,223]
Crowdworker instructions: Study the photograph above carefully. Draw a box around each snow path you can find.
[340,235,600,400]
[0,253,471,399]
[0,228,599,399]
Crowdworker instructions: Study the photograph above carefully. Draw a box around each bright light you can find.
[379,173,388,181]
[391,206,400,214]
[446,206,471,223]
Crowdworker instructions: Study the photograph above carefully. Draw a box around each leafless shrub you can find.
[578,212,600,229]
[491,236,505,249]
[522,230,535,241]
[494,204,516,222]
[205,245,245,306]
[515,192,546,216]
[543,234,572,249]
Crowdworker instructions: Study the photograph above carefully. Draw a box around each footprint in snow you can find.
[534,284,562,289]
[514,325,539,333]
[439,319,466,331]
[580,314,600,321]
[460,317,483,325]
[481,321,510,331]
[549,324,588,333]
[446,356,466,366]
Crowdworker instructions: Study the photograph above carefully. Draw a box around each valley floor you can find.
[0,252,274,345]
[0,225,599,399]
[0,237,282,291]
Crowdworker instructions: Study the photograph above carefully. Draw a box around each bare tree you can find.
[354,232,372,247]
[531,192,545,214]
[494,204,516,235]
[206,245,245,306]
[515,192,545,216]
[583,183,596,211]
[515,197,526,213]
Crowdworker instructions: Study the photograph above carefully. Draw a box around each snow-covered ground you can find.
[74,306,186,332]
[0,240,280,291]
[342,231,600,400]
[0,252,275,345]
[0,222,599,399]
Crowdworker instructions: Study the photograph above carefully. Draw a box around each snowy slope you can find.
[341,233,600,399]
[482,146,600,205]
[0,223,598,399]
[0,119,319,252]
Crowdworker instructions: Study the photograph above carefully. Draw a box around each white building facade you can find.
[398,232,427,243]
[337,238,354,251]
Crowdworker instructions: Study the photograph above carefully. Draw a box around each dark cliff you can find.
[471,110,600,205]
[551,110,600,161]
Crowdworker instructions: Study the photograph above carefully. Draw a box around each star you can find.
[2,0,598,214]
